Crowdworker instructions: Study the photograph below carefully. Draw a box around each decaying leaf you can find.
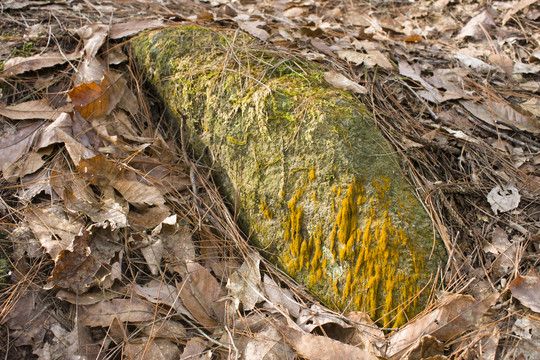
[399,59,442,103]
[47,225,122,291]
[0,99,60,120]
[177,261,226,330]
[324,71,367,94]
[487,184,521,214]
[75,24,109,59]
[65,185,129,229]
[280,325,379,360]
[124,337,181,360]
[141,238,164,276]
[386,293,499,358]
[56,288,121,305]
[243,324,295,360]
[263,274,300,318]
[457,9,498,41]
[2,50,83,75]
[110,19,167,39]
[0,120,43,171]
[509,269,540,313]
[68,71,126,119]
[80,298,155,327]
[2,288,49,346]
[2,147,51,183]
[25,205,84,261]
[78,155,165,206]
[337,49,393,70]
[239,21,271,42]
[180,338,211,360]
[139,319,187,340]
[226,252,263,311]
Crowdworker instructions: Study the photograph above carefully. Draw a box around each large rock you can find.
[131,26,446,326]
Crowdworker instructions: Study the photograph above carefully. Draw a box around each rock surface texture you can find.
[131,26,446,326]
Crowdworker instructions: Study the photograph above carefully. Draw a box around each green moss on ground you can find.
[131,26,447,326]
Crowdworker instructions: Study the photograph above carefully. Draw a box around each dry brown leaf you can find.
[25,205,84,261]
[226,252,263,311]
[132,281,186,313]
[487,184,521,215]
[324,71,367,94]
[47,225,122,291]
[457,9,498,41]
[33,112,73,150]
[75,24,109,59]
[78,155,165,206]
[74,57,107,86]
[280,325,379,360]
[128,204,171,231]
[0,99,60,120]
[2,50,83,75]
[263,274,300,318]
[181,338,211,360]
[502,0,539,25]
[297,304,352,333]
[509,269,540,313]
[399,59,442,103]
[124,338,181,360]
[0,120,43,171]
[80,298,155,327]
[239,21,271,42]
[156,216,196,266]
[337,49,393,70]
[139,319,187,341]
[177,261,226,330]
[386,293,499,358]
[65,185,129,229]
[56,289,121,305]
[110,19,167,39]
[141,239,164,276]
[243,324,295,360]
[68,71,126,120]
[2,288,49,347]
[2,148,51,183]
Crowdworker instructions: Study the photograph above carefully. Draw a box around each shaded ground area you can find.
[0,0,539,359]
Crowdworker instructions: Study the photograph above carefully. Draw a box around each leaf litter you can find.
[0,0,539,359]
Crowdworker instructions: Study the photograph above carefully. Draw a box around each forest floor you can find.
[0,0,539,359]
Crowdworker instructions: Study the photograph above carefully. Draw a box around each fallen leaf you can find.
[110,19,167,39]
[0,99,60,120]
[457,9,498,41]
[509,269,540,313]
[0,120,43,171]
[2,50,83,75]
[75,24,109,59]
[243,324,295,360]
[386,293,499,358]
[2,148,51,183]
[78,155,165,206]
[239,21,271,42]
[177,262,226,330]
[337,49,393,70]
[511,316,540,360]
[398,59,442,103]
[263,274,300,318]
[80,298,155,327]
[25,205,84,261]
[324,71,367,94]
[47,225,122,291]
[2,288,49,346]
[502,0,539,25]
[139,319,187,340]
[181,338,211,360]
[455,52,496,73]
[141,239,164,276]
[226,252,263,311]
[68,71,126,120]
[280,324,379,360]
[65,185,129,229]
[400,335,444,360]
[487,184,521,214]
[124,337,181,360]
[56,289,121,305]
[297,304,352,333]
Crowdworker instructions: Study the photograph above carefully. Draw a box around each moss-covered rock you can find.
[131,26,446,326]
